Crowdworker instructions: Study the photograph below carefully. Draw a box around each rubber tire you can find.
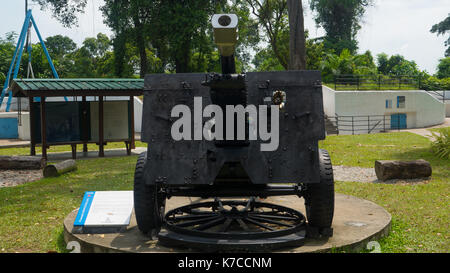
[304,149,335,229]
[134,152,165,235]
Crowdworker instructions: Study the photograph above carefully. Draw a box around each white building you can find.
[322,86,446,135]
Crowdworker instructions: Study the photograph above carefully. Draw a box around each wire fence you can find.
[333,75,420,91]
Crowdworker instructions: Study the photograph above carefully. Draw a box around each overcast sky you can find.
[0,0,448,74]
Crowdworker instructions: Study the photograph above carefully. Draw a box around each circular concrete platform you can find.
[63,194,391,253]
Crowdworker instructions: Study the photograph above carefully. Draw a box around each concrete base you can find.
[63,193,391,253]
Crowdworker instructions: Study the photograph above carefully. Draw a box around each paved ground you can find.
[385,117,450,140]
[0,139,30,148]
[63,194,392,253]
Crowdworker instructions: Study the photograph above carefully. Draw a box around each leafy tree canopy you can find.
[376,53,420,76]
[45,35,77,57]
[32,0,87,27]
[430,14,450,57]
[436,57,450,79]
[309,0,372,54]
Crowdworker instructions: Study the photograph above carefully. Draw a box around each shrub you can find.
[420,76,450,90]
[430,128,450,159]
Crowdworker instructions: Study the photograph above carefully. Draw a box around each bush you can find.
[430,128,450,159]
[420,76,450,91]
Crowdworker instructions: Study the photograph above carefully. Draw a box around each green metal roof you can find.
[11,78,144,97]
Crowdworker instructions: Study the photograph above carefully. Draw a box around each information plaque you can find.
[73,191,134,234]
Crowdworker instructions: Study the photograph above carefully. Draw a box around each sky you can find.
[0,0,448,74]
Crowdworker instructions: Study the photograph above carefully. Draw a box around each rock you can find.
[374,160,432,181]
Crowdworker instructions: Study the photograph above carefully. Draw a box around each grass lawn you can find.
[0,132,448,252]
[0,141,147,157]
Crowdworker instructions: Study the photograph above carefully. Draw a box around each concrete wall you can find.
[18,112,30,140]
[321,87,446,135]
[134,97,143,133]
[0,112,19,138]
[333,90,445,134]
[322,85,335,118]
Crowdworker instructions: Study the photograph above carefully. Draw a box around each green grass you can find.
[0,141,147,156]
[0,132,448,252]
[320,132,449,253]
[324,83,418,91]
[429,127,450,134]
[0,156,137,252]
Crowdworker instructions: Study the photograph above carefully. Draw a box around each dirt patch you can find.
[0,170,43,188]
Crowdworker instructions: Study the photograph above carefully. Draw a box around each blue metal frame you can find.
[0,9,65,112]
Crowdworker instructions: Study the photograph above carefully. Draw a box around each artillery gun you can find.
[134,14,334,250]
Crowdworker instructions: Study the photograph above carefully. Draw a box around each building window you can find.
[386,100,392,109]
[397,96,405,108]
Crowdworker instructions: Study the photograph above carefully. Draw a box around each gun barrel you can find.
[212,14,238,74]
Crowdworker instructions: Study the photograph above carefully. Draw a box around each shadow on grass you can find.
[55,230,69,253]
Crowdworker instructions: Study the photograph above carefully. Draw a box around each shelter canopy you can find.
[11,78,144,97]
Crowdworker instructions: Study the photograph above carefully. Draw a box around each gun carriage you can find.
[134,14,334,250]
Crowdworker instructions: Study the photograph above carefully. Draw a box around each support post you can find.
[130,96,135,150]
[40,96,47,160]
[335,114,339,135]
[29,96,35,156]
[0,10,31,110]
[82,96,88,154]
[71,144,77,159]
[352,116,354,135]
[99,96,104,157]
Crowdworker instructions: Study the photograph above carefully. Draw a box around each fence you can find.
[423,90,450,103]
[333,75,420,91]
[326,114,408,135]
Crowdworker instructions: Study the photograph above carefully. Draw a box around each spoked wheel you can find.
[158,198,307,251]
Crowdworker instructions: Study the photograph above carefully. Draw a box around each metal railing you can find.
[333,75,420,91]
[326,114,406,135]
[424,90,449,103]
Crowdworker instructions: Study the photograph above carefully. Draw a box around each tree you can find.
[44,35,75,78]
[32,0,88,27]
[82,33,111,58]
[101,0,221,75]
[431,14,450,57]
[252,29,325,72]
[45,35,76,57]
[287,0,306,70]
[320,49,377,82]
[0,32,17,83]
[309,0,372,54]
[436,57,450,79]
[246,0,290,69]
[376,54,420,76]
